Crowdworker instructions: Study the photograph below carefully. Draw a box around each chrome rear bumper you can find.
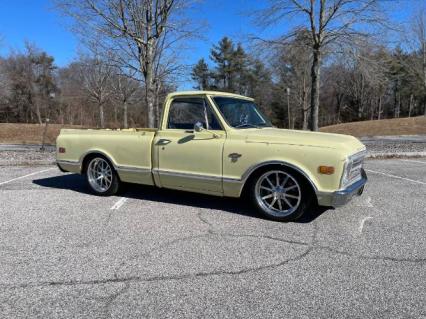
[317,169,367,207]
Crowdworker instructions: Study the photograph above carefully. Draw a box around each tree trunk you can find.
[396,92,401,118]
[423,39,426,116]
[409,94,413,117]
[146,87,155,128]
[99,103,105,128]
[302,75,309,130]
[143,48,156,128]
[358,76,365,119]
[309,48,321,131]
[114,105,118,126]
[68,104,73,125]
[302,111,309,130]
[155,95,161,127]
[123,101,128,129]
[394,80,400,118]
[35,100,42,125]
[153,82,162,127]
[335,93,342,123]
[378,96,382,120]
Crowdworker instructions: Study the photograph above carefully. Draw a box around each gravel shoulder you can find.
[361,135,426,157]
[0,150,55,166]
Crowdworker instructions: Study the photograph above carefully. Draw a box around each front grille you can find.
[347,151,366,185]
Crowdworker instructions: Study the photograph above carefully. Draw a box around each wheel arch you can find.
[240,161,318,201]
[80,150,117,174]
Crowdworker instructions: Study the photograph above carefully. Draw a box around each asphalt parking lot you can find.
[0,158,425,318]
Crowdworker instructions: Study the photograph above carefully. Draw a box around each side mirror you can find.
[194,121,204,132]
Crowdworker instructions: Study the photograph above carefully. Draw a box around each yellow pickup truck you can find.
[56,91,367,221]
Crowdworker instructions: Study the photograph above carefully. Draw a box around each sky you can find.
[0,0,422,87]
[0,0,264,67]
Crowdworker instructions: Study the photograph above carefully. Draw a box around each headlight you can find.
[340,151,365,188]
[340,159,352,188]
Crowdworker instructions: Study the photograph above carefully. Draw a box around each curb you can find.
[366,152,426,159]
[0,162,56,167]
[0,144,56,152]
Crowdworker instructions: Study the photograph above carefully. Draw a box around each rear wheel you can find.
[86,156,120,196]
[249,169,311,222]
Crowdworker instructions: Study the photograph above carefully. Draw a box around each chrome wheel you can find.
[255,170,302,218]
[87,158,113,193]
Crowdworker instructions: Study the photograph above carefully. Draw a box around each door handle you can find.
[228,153,242,162]
[157,139,172,146]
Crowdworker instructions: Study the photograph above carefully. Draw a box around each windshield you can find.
[212,97,273,129]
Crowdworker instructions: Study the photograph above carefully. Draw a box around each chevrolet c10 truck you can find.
[56,91,367,221]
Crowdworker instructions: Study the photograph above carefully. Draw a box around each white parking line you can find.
[355,196,374,208]
[110,197,128,210]
[359,216,373,233]
[364,196,373,208]
[400,159,426,164]
[0,168,56,186]
[365,169,426,185]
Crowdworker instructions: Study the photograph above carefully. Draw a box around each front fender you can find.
[222,141,345,197]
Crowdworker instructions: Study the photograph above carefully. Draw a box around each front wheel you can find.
[86,156,120,196]
[249,169,311,222]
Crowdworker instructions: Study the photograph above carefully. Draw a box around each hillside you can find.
[320,116,426,137]
[0,123,83,145]
[0,116,425,146]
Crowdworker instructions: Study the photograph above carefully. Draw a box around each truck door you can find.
[154,96,226,194]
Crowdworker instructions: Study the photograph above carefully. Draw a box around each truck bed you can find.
[56,128,157,185]
[61,127,158,133]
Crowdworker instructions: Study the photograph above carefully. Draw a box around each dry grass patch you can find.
[0,123,83,145]
[320,116,426,137]
[1,116,425,145]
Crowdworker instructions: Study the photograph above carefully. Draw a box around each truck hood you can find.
[242,128,366,156]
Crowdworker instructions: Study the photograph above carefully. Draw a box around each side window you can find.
[167,98,222,130]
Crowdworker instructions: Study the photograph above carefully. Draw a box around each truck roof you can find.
[167,90,254,101]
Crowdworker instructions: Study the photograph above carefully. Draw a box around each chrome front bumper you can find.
[317,169,368,207]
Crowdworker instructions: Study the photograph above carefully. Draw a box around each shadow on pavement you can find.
[33,173,329,223]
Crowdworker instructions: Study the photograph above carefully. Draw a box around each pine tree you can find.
[191,58,210,90]
[232,44,250,94]
[210,37,235,91]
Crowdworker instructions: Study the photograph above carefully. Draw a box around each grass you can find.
[0,123,83,145]
[320,116,426,137]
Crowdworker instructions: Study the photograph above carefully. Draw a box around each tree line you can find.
[192,32,426,129]
[0,44,163,128]
[0,0,425,130]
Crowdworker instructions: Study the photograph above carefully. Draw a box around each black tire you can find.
[248,167,312,222]
[85,156,120,196]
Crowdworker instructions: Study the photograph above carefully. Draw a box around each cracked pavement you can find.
[0,159,425,318]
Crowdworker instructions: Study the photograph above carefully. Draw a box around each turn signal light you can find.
[319,166,335,175]
[58,147,66,153]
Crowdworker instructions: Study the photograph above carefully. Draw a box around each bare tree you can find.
[26,44,58,125]
[111,71,140,128]
[256,0,390,131]
[56,0,196,128]
[78,55,113,128]
[411,8,426,115]
[272,30,312,129]
[57,63,88,125]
